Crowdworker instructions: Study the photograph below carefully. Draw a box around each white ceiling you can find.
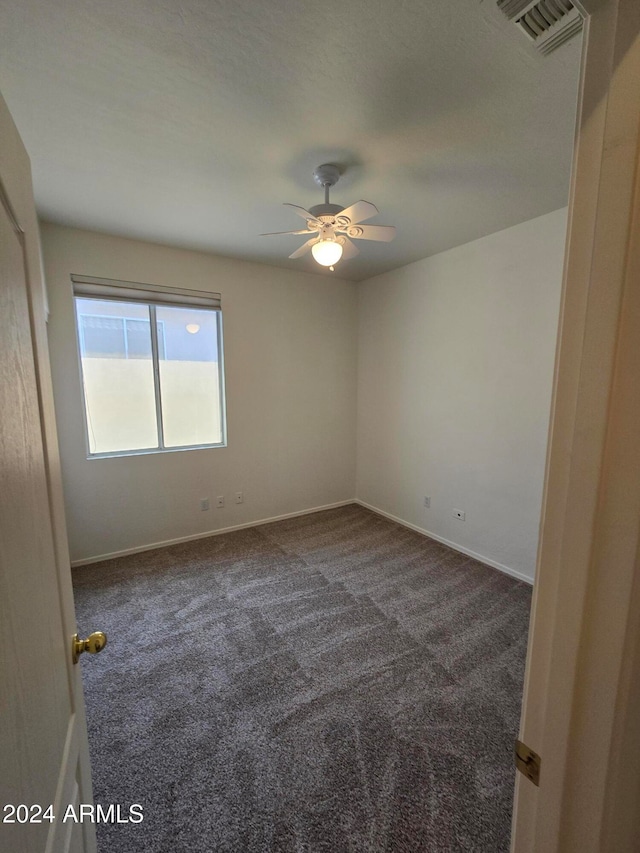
[0,0,581,281]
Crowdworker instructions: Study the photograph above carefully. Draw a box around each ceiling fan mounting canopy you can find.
[313,163,341,189]
[260,163,396,267]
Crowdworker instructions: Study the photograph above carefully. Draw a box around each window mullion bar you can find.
[148,304,165,450]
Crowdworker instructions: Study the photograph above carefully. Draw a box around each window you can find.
[72,275,226,457]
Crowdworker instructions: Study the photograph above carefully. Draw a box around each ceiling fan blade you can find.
[288,238,317,259]
[339,237,360,260]
[336,200,379,225]
[260,229,313,236]
[347,224,396,242]
[284,203,317,221]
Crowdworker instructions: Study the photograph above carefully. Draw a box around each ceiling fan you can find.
[261,164,396,270]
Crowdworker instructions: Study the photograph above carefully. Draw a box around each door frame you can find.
[512,0,640,849]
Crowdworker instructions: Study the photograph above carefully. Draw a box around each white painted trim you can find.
[512,2,640,850]
[72,496,535,584]
[355,499,534,585]
[70,500,355,567]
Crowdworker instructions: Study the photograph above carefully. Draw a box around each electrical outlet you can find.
[200,498,210,511]
[453,508,465,521]
[216,496,225,508]
[423,496,431,508]
[235,492,244,504]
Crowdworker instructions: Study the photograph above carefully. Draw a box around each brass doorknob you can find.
[72,631,107,664]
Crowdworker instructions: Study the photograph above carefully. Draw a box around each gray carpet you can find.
[72,503,531,852]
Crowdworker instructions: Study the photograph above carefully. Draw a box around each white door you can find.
[0,106,97,852]
[512,0,640,850]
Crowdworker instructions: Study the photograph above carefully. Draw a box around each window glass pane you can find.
[155,306,222,447]
[75,299,158,453]
[125,318,153,359]
[80,314,126,358]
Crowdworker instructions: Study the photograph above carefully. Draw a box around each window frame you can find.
[71,276,227,459]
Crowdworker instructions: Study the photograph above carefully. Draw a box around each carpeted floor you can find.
[72,503,531,853]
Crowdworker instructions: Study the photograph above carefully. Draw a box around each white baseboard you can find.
[71,500,356,567]
[355,499,534,586]
[72,497,535,586]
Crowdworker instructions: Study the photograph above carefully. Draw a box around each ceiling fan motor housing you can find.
[308,203,345,219]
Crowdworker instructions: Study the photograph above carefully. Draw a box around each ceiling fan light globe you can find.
[312,240,343,266]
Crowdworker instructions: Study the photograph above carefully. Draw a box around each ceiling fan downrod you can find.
[313,163,340,206]
[309,165,345,219]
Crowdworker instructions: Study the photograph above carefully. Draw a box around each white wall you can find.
[356,209,567,582]
[42,224,358,563]
[44,211,565,578]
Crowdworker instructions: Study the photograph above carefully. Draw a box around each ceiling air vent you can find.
[497,0,583,55]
